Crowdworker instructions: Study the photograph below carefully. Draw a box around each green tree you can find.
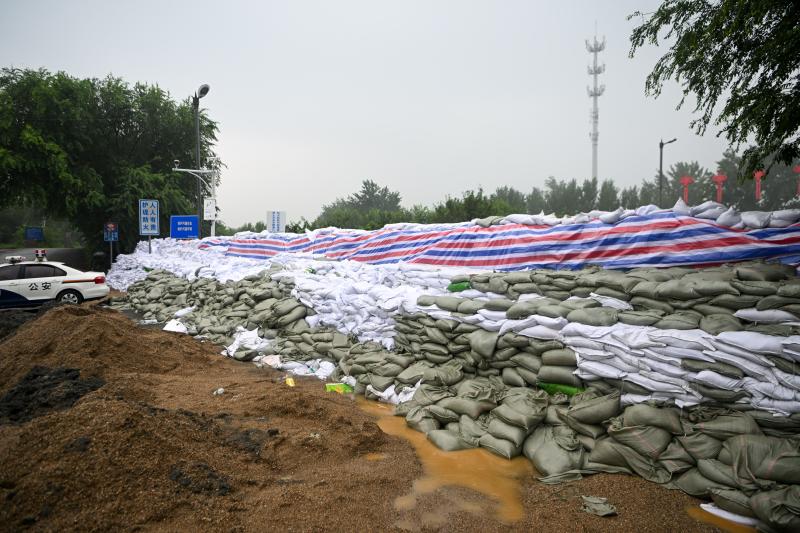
[619,186,640,209]
[577,177,599,212]
[596,179,619,211]
[0,68,219,252]
[629,1,800,177]
[491,186,527,213]
[525,187,547,214]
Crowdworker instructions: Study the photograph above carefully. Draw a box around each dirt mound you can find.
[0,306,420,531]
[0,305,215,393]
[0,366,104,424]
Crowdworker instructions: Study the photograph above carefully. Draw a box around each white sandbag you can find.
[672,198,691,215]
[735,308,800,324]
[716,207,741,227]
[771,209,800,222]
[716,331,785,355]
[740,211,771,229]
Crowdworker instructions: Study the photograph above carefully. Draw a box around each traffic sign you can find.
[266,210,286,233]
[104,222,119,242]
[139,199,160,236]
[203,198,216,221]
[170,215,199,239]
[24,227,44,241]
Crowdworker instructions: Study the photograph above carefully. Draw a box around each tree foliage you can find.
[0,68,219,252]
[629,1,800,176]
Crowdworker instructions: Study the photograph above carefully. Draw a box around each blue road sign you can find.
[104,222,118,242]
[170,215,199,239]
[139,199,160,236]
[24,227,44,241]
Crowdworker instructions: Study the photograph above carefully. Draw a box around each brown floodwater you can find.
[358,398,533,524]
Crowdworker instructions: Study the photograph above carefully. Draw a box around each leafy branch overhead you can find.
[629,0,800,177]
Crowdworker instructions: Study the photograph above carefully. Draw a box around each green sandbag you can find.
[426,405,461,424]
[447,281,471,292]
[618,310,664,326]
[749,486,800,532]
[567,391,621,425]
[437,397,497,419]
[732,280,778,296]
[424,352,452,364]
[537,304,571,318]
[692,280,740,297]
[757,294,800,311]
[479,433,521,459]
[593,286,631,301]
[656,279,703,300]
[735,262,794,282]
[699,314,743,335]
[690,383,749,403]
[677,432,723,462]
[551,278,577,291]
[523,425,585,477]
[416,295,437,307]
[777,282,800,298]
[538,366,582,388]
[630,296,674,314]
[468,329,498,359]
[427,429,475,451]
[697,459,739,488]
[368,374,395,392]
[657,440,696,474]
[488,417,530,447]
[527,339,565,354]
[541,348,577,367]
[506,301,541,319]
[538,382,584,396]
[485,298,515,311]
[693,304,735,316]
[513,282,542,294]
[681,359,743,379]
[671,467,729,497]
[275,305,307,327]
[516,366,539,386]
[710,489,756,518]
[502,367,526,387]
[566,307,618,326]
[587,437,672,484]
[412,384,454,406]
[559,411,606,439]
[719,434,800,485]
[457,300,486,314]
[654,311,700,330]
[693,413,762,441]
[510,353,542,373]
[607,424,672,459]
[570,287,594,298]
[561,298,601,310]
[434,296,463,312]
[710,293,762,310]
[488,276,509,294]
[504,272,533,284]
[623,404,683,434]
[492,403,546,432]
[630,281,661,299]
[494,346,520,361]
[405,406,441,434]
[459,414,489,446]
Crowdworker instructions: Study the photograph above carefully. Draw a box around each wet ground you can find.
[0,303,734,532]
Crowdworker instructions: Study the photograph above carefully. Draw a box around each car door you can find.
[0,265,28,308]
[21,264,66,302]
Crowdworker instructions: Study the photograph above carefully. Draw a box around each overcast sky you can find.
[1,0,729,226]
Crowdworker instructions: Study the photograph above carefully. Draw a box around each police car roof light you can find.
[5,256,26,264]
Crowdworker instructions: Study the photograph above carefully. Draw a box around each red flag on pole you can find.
[754,170,765,202]
[712,174,727,204]
[680,175,694,204]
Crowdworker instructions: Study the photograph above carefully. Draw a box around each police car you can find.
[0,250,109,308]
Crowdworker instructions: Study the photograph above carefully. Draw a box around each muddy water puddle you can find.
[687,506,757,533]
[358,398,532,524]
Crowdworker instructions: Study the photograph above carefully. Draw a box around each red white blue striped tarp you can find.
[200,213,800,270]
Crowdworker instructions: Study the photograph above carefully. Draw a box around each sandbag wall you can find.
[115,267,800,530]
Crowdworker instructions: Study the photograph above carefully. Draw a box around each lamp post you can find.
[659,138,677,207]
[192,84,210,237]
[172,165,216,237]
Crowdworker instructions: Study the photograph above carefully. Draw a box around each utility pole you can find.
[586,32,606,179]
[586,31,605,181]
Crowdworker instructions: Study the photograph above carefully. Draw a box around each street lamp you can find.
[659,138,677,207]
[192,84,210,237]
[172,163,218,237]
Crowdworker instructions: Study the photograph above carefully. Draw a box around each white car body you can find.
[0,260,109,308]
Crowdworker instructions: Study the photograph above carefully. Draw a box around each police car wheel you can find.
[57,290,83,305]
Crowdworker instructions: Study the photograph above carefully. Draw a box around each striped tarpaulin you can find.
[200,213,800,270]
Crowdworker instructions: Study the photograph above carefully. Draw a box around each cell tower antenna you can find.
[586,28,605,180]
